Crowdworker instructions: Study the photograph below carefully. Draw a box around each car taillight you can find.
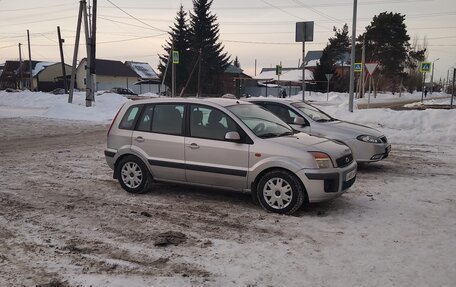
[107,104,125,136]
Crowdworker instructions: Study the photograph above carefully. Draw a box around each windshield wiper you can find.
[259,131,294,138]
[258,133,281,139]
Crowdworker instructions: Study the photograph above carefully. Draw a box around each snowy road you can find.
[0,118,455,287]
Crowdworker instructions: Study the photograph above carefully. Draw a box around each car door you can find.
[185,104,249,190]
[131,103,186,182]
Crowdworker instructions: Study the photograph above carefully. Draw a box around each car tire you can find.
[116,155,151,194]
[257,170,305,214]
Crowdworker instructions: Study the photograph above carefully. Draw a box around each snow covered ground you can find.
[0,90,455,286]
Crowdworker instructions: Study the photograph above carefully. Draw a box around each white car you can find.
[247,98,391,162]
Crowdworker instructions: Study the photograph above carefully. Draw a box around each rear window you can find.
[119,105,141,130]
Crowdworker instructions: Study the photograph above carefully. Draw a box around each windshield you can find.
[227,104,293,138]
[291,102,334,122]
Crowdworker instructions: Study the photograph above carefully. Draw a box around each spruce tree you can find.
[314,24,350,92]
[364,12,411,90]
[189,0,230,95]
[158,5,191,94]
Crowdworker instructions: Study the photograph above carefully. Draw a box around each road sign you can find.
[365,63,378,76]
[295,21,314,42]
[276,65,282,75]
[354,63,362,73]
[325,74,333,81]
[172,50,179,64]
[420,62,431,73]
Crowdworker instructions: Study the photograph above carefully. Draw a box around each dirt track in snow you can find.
[0,117,455,287]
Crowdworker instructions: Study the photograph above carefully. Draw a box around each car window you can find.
[189,104,237,140]
[151,104,184,135]
[291,102,333,122]
[119,105,141,130]
[264,104,300,125]
[136,105,154,132]
[227,104,293,138]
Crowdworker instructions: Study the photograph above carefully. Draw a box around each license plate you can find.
[345,169,356,181]
[386,145,391,154]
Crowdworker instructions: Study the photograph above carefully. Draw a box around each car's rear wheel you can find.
[257,170,305,214]
[116,155,151,193]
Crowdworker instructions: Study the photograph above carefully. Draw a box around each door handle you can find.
[135,136,145,142]
[188,143,199,149]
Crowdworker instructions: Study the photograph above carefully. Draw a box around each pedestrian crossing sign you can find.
[354,63,362,73]
[420,62,431,73]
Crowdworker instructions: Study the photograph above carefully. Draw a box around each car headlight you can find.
[357,135,382,144]
[309,152,334,169]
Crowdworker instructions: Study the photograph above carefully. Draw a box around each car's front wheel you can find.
[257,170,305,214]
[116,155,151,193]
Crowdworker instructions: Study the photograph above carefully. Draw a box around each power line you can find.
[0,3,74,12]
[105,0,167,32]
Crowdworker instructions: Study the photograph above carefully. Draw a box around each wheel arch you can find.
[114,153,153,180]
[251,167,309,204]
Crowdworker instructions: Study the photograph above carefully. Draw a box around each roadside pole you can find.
[451,68,455,108]
[69,0,84,104]
[296,21,314,102]
[18,43,23,89]
[420,62,431,102]
[302,29,306,101]
[348,0,358,112]
[57,26,68,94]
[27,30,33,91]
[325,73,333,101]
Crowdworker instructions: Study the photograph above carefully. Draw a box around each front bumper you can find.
[346,139,391,162]
[296,161,357,203]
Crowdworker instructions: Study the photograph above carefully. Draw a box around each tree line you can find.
[314,12,427,94]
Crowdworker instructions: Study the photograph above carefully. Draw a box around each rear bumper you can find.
[104,149,116,170]
[297,161,357,203]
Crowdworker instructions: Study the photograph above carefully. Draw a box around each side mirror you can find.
[225,131,241,141]
[293,117,305,125]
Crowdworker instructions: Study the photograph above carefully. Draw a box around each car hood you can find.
[266,132,351,159]
[314,120,383,138]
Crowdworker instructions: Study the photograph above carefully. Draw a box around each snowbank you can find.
[1,90,455,145]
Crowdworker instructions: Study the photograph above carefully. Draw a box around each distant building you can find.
[32,62,72,92]
[76,58,139,92]
[125,61,162,94]
[0,60,21,89]
[0,60,71,91]
[220,64,254,97]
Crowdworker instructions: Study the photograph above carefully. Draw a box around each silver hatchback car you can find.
[105,98,357,214]
[247,98,391,162]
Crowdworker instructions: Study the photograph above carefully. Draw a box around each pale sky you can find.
[0,0,455,81]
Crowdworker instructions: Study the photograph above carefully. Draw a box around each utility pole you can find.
[430,58,439,94]
[18,43,23,89]
[197,48,202,97]
[69,0,84,103]
[171,51,175,97]
[82,1,92,106]
[361,35,366,98]
[451,68,455,108]
[27,30,33,91]
[254,59,257,76]
[348,0,358,112]
[57,26,68,93]
[90,0,97,103]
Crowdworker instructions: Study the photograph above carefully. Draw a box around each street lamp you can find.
[430,58,440,94]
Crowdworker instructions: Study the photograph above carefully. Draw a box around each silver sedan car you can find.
[247,98,391,162]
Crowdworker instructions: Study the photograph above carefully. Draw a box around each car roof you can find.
[126,97,253,107]
[246,97,300,104]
